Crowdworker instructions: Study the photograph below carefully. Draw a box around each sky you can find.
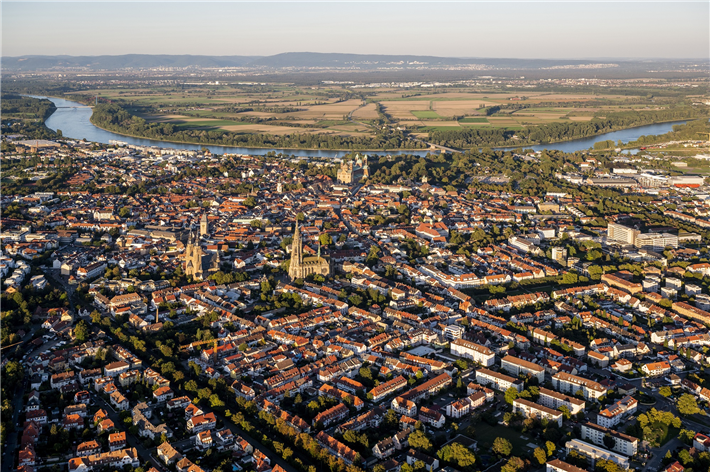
[2,1,709,59]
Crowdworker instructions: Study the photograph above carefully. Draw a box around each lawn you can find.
[645,422,679,447]
[412,110,442,119]
[421,126,462,132]
[173,120,251,129]
[474,422,535,453]
[458,117,489,123]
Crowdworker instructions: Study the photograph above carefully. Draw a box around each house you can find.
[187,412,217,433]
[76,441,101,457]
[406,449,439,472]
[641,361,671,377]
[63,414,85,430]
[108,432,127,451]
[313,403,349,427]
[109,391,129,411]
[68,448,140,472]
[195,430,213,450]
[153,386,174,403]
[373,438,396,460]
[156,442,183,466]
[104,361,130,377]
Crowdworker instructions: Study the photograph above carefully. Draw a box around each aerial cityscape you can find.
[2,3,710,472]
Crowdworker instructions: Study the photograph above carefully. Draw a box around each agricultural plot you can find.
[411,110,442,119]
[74,83,671,143]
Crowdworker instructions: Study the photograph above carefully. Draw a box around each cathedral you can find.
[336,154,369,184]
[184,229,219,280]
[287,222,331,280]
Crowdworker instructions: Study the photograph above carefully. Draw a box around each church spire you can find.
[288,220,304,280]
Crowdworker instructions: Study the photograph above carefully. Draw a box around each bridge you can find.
[55,106,93,109]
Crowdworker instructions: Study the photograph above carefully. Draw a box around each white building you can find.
[501,355,545,383]
[475,368,524,392]
[552,372,606,400]
[581,422,638,457]
[538,387,586,415]
[565,439,629,469]
[450,339,495,367]
[597,395,638,428]
[513,398,563,427]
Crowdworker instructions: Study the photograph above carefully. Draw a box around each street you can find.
[92,394,165,471]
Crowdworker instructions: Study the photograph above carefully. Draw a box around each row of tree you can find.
[89,103,428,150]
[429,106,708,148]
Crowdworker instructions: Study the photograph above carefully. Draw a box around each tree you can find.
[408,430,432,453]
[678,394,701,416]
[595,459,624,472]
[679,429,696,445]
[545,441,556,457]
[603,433,615,449]
[437,442,476,469]
[533,447,547,465]
[318,233,333,246]
[504,387,519,405]
[74,320,89,342]
[500,456,524,472]
[659,386,672,398]
[492,437,512,457]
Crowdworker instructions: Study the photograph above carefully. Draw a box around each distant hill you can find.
[2,54,261,71]
[247,52,611,69]
[4,52,700,72]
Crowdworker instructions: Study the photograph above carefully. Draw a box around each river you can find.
[36,95,687,157]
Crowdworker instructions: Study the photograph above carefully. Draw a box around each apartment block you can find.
[501,355,545,383]
[475,368,524,392]
[513,398,563,427]
[538,387,586,415]
[450,339,495,367]
[581,422,638,457]
[552,372,606,400]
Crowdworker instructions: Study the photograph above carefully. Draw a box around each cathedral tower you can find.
[288,221,331,280]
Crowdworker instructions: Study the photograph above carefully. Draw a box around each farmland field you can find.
[61,82,707,149]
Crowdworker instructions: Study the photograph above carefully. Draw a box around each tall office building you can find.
[607,223,639,245]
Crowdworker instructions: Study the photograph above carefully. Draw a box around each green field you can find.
[474,422,536,452]
[173,120,251,128]
[422,126,462,132]
[459,117,489,123]
[412,110,442,119]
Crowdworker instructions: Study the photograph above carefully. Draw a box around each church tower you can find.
[288,221,303,280]
[200,213,209,238]
[185,229,203,280]
[362,154,369,179]
[287,220,331,280]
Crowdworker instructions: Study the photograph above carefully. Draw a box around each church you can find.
[336,154,369,184]
[288,222,331,280]
[184,215,220,280]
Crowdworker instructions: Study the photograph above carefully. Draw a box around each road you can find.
[92,394,165,471]
[41,266,78,315]
[1,378,26,472]
[644,438,682,472]
[177,361,299,472]
[1,315,49,472]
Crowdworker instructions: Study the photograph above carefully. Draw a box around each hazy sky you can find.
[2,1,709,59]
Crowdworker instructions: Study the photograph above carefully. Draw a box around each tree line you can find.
[429,106,708,148]
[90,103,428,150]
